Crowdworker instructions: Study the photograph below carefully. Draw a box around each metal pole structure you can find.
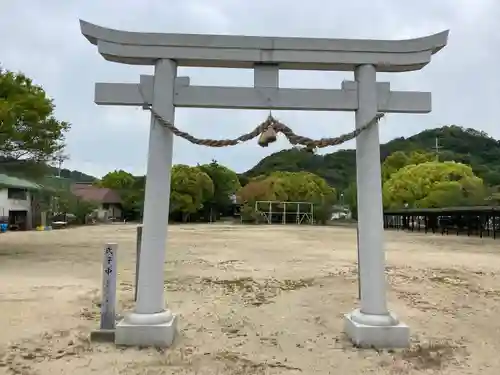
[135,225,143,302]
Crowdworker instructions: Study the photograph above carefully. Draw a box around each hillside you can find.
[0,158,96,184]
[243,125,500,190]
[47,166,96,183]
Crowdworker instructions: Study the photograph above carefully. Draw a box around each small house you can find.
[70,183,123,221]
[0,174,42,230]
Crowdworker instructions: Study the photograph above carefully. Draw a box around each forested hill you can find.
[0,159,96,183]
[47,167,96,182]
[243,125,500,190]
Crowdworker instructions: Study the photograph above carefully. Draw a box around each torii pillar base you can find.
[115,311,178,347]
[343,309,410,349]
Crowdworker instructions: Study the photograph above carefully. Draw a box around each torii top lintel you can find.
[80,20,448,72]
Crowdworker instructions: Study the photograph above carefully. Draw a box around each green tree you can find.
[382,150,435,182]
[381,151,409,182]
[343,182,358,219]
[0,69,70,176]
[238,171,335,204]
[237,171,336,224]
[198,160,241,218]
[170,165,214,222]
[408,150,436,165]
[99,170,135,190]
[383,161,487,209]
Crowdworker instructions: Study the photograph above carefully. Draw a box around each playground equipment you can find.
[253,201,314,225]
[80,19,449,348]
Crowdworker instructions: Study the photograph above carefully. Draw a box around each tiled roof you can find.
[70,184,121,204]
[0,174,42,190]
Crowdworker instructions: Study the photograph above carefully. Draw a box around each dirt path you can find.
[1,224,499,374]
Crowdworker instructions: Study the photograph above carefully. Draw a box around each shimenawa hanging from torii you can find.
[141,89,385,150]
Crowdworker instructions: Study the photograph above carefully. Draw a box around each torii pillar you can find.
[80,20,448,348]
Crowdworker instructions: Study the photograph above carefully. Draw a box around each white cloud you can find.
[1,0,498,178]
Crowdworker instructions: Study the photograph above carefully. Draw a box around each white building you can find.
[0,174,42,230]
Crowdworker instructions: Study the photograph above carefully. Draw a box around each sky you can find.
[1,0,499,178]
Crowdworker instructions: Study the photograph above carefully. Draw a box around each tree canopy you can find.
[99,170,136,191]
[96,164,240,222]
[383,161,486,209]
[0,69,70,176]
[382,150,435,182]
[238,171,336,205]
[169,165,214,221]
[198,160,241,213]
[341,148,493,216]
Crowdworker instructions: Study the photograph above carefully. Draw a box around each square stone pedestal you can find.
[115,314,178,347]
[90,329,115,343]
[344,313,410,349]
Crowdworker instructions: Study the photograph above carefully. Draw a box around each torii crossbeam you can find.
[80,19,449,349]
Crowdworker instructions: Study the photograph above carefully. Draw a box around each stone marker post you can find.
[100,243,118,330]
[90,242,118,342]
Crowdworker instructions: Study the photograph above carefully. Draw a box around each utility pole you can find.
[433,137,442,162]
[57,156,63,177]
[52,152,68,216]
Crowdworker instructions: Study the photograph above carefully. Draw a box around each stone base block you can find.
[90,329,115,343]
[115,314,178,347]
[344,312,410,349]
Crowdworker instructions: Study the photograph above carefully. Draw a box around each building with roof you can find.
[70,183,123,221]
[0,173,43,230]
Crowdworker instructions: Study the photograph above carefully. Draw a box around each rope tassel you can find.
[258,125,278,147]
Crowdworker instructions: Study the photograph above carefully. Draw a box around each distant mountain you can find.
[47,166,96,183]
[0,158,96,184]
[243,125,500,190]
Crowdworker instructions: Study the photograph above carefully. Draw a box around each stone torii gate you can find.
[80,20,448,348]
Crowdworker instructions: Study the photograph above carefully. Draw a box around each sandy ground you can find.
[0,224,499,375]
